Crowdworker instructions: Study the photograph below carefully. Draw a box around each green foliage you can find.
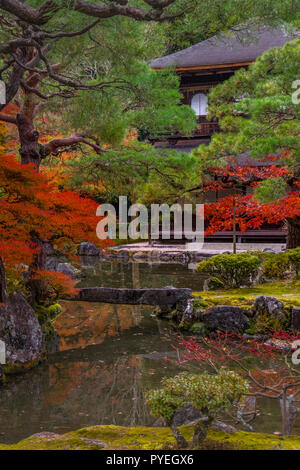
[36,303,62,325]
[197,253,260,288]
[63,141,201,205]
[246,309,291,335]
[286,248,300,277]
[156,0,299,53]
[145,388,186,421]
[261,252,290,279]
[194,36,300,176]
[207,277,225,290]
[261,248,300,279]
[254,178,288,204]
[146,369,248,421]
[190,322,207,335]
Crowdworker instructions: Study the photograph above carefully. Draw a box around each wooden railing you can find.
[194,116,221,137]
[149,116,221,141]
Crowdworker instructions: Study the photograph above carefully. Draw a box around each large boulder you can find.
[203,305,250,333]
[252,295,285,320]
[0,292,43,368]
[78,242,100,256]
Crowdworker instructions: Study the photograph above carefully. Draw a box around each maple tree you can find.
[0,122,108,303]
[200,157,299,250]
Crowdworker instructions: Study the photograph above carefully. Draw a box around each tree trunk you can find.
[166,419,188,449]
[192,416,213,447]
[281,394,298,436]
[27,236,48,305]
[287,218,300,249]
[16,113,48,171]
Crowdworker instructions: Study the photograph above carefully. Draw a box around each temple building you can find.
[150,26,297,153]
[150,27,298,244]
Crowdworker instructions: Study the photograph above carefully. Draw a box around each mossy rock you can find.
[189,322,207,335]
[36,304,62,325]
[1,425,300,450]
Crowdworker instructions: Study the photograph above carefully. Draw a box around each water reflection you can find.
[78,257,205,291]
[0,260,299,444]
[0,302,180,443]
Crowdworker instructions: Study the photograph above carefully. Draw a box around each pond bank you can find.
[108,242,285,261]
[1,424,300,450]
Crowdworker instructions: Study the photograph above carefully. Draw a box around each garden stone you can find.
[159,252,190,263]
[132,251,148,260]
[78,242,100,256]
[203,305,250,333]
[46,256,58,271]
[57,263,77,277]
[253,295,285,320]
[263,248,276,254]
[0,291,43,366]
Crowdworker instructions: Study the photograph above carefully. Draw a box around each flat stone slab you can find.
[75,287,192,306]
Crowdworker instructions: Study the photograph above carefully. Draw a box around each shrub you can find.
[261,252,290,280]
[246,311,291,335]
[197,253,259,289]
[286,248,300,278]
[146,370,248,448]
[207,277,224,290]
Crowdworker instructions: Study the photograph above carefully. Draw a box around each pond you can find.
[0,259,299,443]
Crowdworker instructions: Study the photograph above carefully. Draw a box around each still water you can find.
[0,260,299,443]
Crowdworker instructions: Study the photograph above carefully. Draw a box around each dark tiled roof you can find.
[151,26,298,69]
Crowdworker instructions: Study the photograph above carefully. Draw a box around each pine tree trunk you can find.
[16,113,43,171]
[287,217,300,249]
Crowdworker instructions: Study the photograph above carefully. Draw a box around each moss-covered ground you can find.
[1,425,300,450]
[193,281,300,310]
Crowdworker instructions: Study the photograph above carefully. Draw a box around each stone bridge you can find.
[75,286,192,310]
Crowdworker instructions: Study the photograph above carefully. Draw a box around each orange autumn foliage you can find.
[0,145,109,293]
[31,269,77,299]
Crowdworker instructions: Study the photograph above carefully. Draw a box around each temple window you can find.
[191,92,208,116]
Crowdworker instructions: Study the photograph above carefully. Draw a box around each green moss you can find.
[35,303,62,351]
[193,281,300,309]
[2,358,39,376]
[190,322,207,335]
[1,425,300,450]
